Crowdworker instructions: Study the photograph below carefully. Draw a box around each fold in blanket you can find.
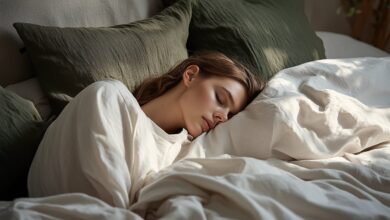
[133,145,390,219]
[1,58,389,219]
[188,57,390,160]
[2,144,390,219]
[27,80,190,208]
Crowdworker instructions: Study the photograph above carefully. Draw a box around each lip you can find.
[202,117,210,132]
[203,117,214,131]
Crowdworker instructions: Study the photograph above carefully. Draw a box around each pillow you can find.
[186,57,390,160]
[163,0,326,81]
[0,0,164,86]
[0,86,49,200]
[13,1,192,114]
[6,77,52,120]
[316,31,389,59]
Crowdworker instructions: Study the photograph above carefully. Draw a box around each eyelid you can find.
[216,90,234,118]
[216,92,223,105]
[219,87,236,117]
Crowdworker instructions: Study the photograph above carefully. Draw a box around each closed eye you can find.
[215,92,223,105]
[216,92,235,119]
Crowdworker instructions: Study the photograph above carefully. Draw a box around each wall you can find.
[305,0,351,35]
[304,0,389,52]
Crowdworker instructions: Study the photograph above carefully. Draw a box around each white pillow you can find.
[316,31,389,59]
[187,57,390,160]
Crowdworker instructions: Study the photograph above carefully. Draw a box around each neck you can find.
[141,85,185,134]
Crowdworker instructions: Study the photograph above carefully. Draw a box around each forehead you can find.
[203,76,248,112]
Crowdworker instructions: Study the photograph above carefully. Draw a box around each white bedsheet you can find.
[1,57,389,219]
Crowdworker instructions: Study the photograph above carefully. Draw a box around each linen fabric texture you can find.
[2,58,390,220]
[187,57,390,160]
[28,80,190,208]
[13,1,192,114]
[164,0,325,81]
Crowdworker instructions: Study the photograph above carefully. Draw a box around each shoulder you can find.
[82,80,138,103]
[71,80,142,115]
[85,80,131,96]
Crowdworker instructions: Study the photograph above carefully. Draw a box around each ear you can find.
[183,65,200,87]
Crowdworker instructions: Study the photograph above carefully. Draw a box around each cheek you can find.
[194,86,215,111]
[181,83,215,120]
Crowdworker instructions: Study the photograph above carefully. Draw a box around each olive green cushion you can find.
[0,87,48,200]
[14,1,192,114]
[164,0,325,81]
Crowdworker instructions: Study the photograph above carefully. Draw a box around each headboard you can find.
[0,0,163,87]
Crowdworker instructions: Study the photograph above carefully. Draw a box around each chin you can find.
[189,131,201,139]
[187,126,202,139]
[184,119,203,138]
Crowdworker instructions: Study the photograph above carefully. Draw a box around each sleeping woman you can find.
[27,51,264,208]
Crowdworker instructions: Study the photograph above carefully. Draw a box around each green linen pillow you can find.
[14,1,192,114]
[0,87,48,200]
[164,0,325,81]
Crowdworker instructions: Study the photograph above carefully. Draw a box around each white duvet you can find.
[1,57,389,219]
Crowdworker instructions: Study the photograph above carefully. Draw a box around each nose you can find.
[213,109,228,125]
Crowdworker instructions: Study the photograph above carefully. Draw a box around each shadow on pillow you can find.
[164,0,325,81]
[0,87,50,200]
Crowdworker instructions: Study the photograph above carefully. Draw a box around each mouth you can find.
[202,117,214,132]
[202,117,210,132]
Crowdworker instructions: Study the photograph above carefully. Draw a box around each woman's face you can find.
[179,70,248,138]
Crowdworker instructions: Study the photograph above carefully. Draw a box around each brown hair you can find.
[133,51,265,106]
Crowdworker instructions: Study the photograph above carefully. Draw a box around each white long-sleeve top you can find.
[28,80,191,208]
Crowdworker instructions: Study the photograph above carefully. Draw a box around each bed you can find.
[0,0,389,219]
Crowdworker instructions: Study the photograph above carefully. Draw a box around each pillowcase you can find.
[163,0,325,81]
[0,86,49,200]
[14,1,192,114]
[187,58,390,160]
